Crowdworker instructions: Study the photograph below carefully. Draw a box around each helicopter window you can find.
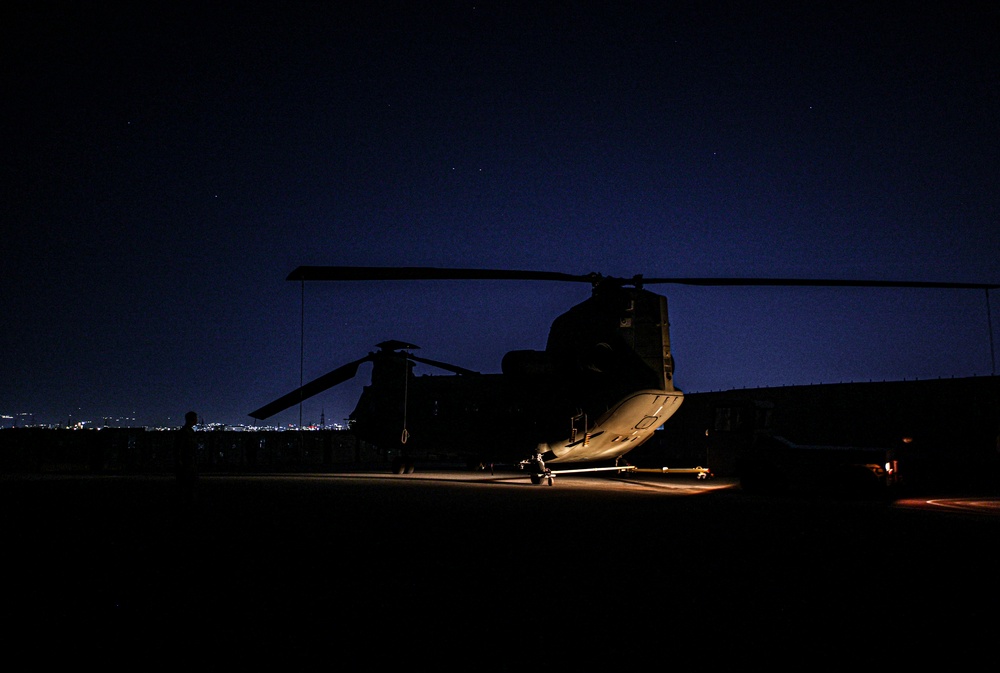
[634,415,659,430]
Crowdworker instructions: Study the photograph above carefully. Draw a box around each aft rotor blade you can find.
[249,356,372,420]
[287,266,593,284]
[287,267,998,291]
[639,277,1000,290]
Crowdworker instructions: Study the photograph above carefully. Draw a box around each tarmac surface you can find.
[3,467,999,669]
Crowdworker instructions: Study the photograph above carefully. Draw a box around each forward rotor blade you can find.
[407,353,479,376]
[639,277,1000,290]
[287,266,592,284]
[249,355,372,420]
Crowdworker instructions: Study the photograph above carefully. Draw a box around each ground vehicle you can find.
[736,434,900,495]
[705,397,900,494]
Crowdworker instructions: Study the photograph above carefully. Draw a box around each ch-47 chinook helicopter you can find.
[249,266,998,485]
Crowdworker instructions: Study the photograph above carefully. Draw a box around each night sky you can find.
[3,1,998,429]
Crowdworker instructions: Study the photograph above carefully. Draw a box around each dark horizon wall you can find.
[639,375,1000,470]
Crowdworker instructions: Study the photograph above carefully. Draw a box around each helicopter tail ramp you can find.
[546,388,684,464]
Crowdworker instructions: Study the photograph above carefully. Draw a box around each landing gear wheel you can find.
[529,469,553,485]
[526,453,553,485]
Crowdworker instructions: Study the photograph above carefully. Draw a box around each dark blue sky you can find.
[3,1,998,428]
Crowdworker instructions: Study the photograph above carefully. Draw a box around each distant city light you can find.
[0,412,346,432]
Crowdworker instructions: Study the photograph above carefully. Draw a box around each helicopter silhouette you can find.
[250,266,997,484]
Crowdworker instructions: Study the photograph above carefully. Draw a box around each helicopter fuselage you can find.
[344,284,685,467]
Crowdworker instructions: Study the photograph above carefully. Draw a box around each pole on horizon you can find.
[987,288,996,377]
[300,278,305,429]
